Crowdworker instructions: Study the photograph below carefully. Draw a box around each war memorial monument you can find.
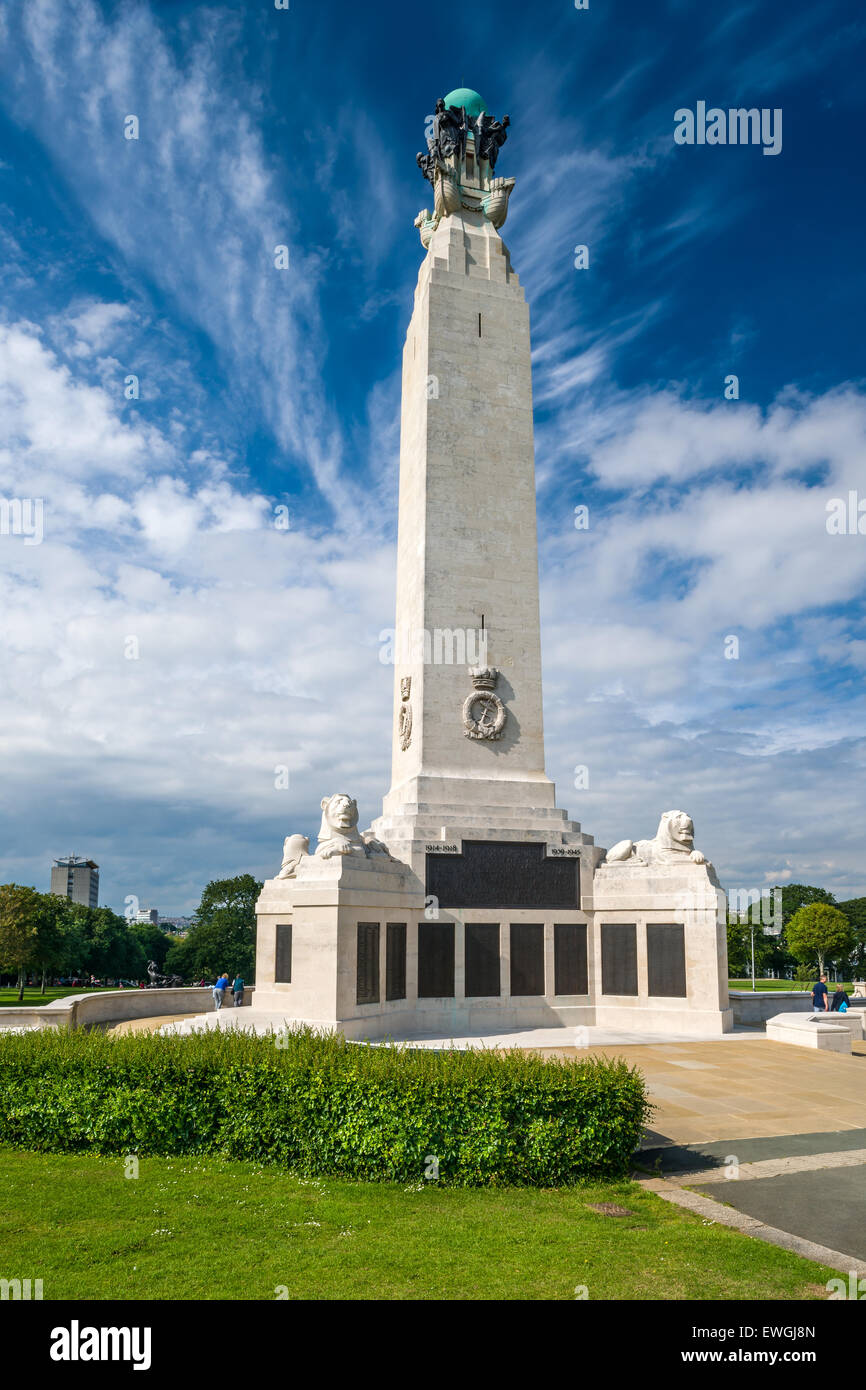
[249,88,733,1042]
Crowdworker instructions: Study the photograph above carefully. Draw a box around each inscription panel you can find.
[554,923,588,995]
[647,923,687,998]
[465,923,501,997]
[427,841,579,910]
[356,922,380,1005]
[275,923,292,984]
[386,922,407,1001]
[600,923,638,996]
[418,922,455,998]
[510,923,545,996]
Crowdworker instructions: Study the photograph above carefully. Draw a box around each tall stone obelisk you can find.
[242,86,731,1043]
[373,88,596,876]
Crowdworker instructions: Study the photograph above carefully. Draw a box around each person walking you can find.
[830,982,849,1012]
[811,975,829,1012]
[231,974,245,1007]
[212,973,230,1010]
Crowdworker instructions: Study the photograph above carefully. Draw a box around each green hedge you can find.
[0,1027,650,1186]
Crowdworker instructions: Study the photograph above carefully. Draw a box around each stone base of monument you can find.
[213,808,734,1044]
[162,1015,734,1048]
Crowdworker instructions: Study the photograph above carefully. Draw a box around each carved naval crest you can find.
[398,675,412,750]
[462,666,506,741]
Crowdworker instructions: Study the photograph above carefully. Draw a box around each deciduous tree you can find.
[786,903,854,979]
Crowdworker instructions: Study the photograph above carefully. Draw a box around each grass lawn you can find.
[0,1148,835,1301]
[0,986,120,1008]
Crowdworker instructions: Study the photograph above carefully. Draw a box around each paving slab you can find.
[697,1165,866,1264]
[534,1038,866,1145]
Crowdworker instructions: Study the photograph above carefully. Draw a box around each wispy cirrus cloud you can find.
[0,0,864,909]
[0,0,405,532]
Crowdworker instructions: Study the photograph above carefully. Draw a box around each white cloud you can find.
[3,307,865,901]
[0,322,154,484]
[585,387,866,489]
[65,301,134,354]
[0,311,398,906]
[1,0,397,532]
[0,5,864,907]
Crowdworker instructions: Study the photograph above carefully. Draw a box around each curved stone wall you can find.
[0,986,255,1031]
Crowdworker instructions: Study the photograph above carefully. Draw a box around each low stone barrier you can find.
[730,990,866,1026]
[805,1010,865,1040]
[0,986,255,1031]
[766,1012,852,1053]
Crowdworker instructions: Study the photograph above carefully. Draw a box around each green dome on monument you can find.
[443,87,487,117]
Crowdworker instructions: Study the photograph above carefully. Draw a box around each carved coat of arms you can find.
[462,667,506,740]
[399,675,412,750]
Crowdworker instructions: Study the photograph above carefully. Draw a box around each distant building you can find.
[159,916,192,936]
[135,908,159,927]
[50,855,99,908]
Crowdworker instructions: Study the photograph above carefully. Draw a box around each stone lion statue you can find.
[604,811,709,867]
[276,793,391,878]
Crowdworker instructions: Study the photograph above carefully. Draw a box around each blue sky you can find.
[0,0,864,912]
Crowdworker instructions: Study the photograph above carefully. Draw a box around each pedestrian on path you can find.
[811,976,829,1012]
[830,982,849,1012]
[231,974,245,1007]
[212,973,230,1010]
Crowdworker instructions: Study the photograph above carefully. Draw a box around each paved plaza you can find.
[554,1034,866,1271]
[540,1036,866,1146]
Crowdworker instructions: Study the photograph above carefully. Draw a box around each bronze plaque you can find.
[554,923,588,995]
[426,840,578,909]
[418,921,455,998]
[510,923,545,996]
[465,923,501,997]
[647,923,687,998]
[600,923,638,996]
[386,922,407,1001]
[275,923,292,984]
[356,922,380,1005]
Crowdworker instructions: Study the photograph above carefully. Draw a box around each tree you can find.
[162,933,197,982]
[786,903,854,979]
[130,922,173,972]
[165,874,261,982]
[726,916,773,979]
[779,884,837,927]
[838,898,866,976]
[753,885,840,978]
[67,905,147,982]
[0,884,43,999]
[29,892,73,993]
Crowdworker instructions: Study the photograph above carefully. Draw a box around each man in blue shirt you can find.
[212,973,229,1010]
[811,976,829,1012]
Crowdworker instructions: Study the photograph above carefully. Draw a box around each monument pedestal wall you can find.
[252,848,731,1040]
